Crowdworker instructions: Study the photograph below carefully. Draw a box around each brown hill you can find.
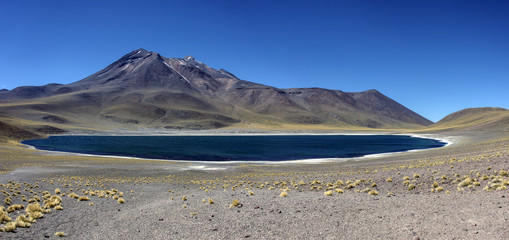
[0,49,433,134]
[424,107,509,132]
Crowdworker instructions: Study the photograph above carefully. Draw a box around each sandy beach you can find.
[1,131,508,239]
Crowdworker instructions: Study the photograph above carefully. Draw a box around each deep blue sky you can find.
[1,0,508,122]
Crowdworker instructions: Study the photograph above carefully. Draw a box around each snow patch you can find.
[163,61,191,85]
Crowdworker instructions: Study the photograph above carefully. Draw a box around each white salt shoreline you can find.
[19,132,456,170]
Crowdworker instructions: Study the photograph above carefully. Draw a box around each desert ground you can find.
[0,130,508,239]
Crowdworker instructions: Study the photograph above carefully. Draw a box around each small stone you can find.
[158,218,164,221]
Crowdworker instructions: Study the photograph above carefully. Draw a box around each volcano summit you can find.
[0,49,432,132]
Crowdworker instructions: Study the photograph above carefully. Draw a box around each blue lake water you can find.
[22,135,446,162]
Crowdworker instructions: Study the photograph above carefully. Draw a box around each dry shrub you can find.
[230,199,240,208]
[44,195,62,208]
[0,207,12,223]
[368,190,379,195]
[15,215,32,228]
[78,196,90,201]
[0,221,16,232]
[7,204,24,213]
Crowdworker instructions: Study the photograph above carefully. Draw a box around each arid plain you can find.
[1,107,509,239]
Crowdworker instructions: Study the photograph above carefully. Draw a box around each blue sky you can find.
[1,0,508,122]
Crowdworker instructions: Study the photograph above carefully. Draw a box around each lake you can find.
[21,135,446,162]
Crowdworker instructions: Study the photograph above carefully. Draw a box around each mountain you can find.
[425,107,509,132]
[0,49,432,135]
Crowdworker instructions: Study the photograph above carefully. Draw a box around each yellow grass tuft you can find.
[78,196,90,201]
[368,190,379,195]
[44,195,62,209]
[15,215,31,228]
[26,202,42,213]
[408,184,416,190]
[208,198,214,204]
[0,207,12,223]
[324,190,333,196]
[230,199,240,208]
[7,204,24,213]
[458,178,472,187]
[68,193,79,199]
[182,196,187,201]
[54,231,65,237]
[280,191,288,197]
[385,177,393,182]
[117,198,125,204]
[335,188,344,194]
[0,221,16,232]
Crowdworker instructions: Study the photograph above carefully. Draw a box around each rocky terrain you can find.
[0,49,432,134]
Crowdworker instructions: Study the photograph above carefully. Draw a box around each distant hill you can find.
[0,49,433,134]
[425,107,509,132]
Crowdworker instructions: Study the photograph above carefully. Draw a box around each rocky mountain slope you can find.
[0,49,433,133]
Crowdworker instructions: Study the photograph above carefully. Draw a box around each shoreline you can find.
[18,132,454,168]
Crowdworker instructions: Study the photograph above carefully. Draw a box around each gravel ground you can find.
[0,131,508,239]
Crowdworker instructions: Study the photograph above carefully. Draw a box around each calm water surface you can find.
[22,135,446,161]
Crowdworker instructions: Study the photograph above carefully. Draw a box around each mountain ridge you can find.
[0,49,433,133]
